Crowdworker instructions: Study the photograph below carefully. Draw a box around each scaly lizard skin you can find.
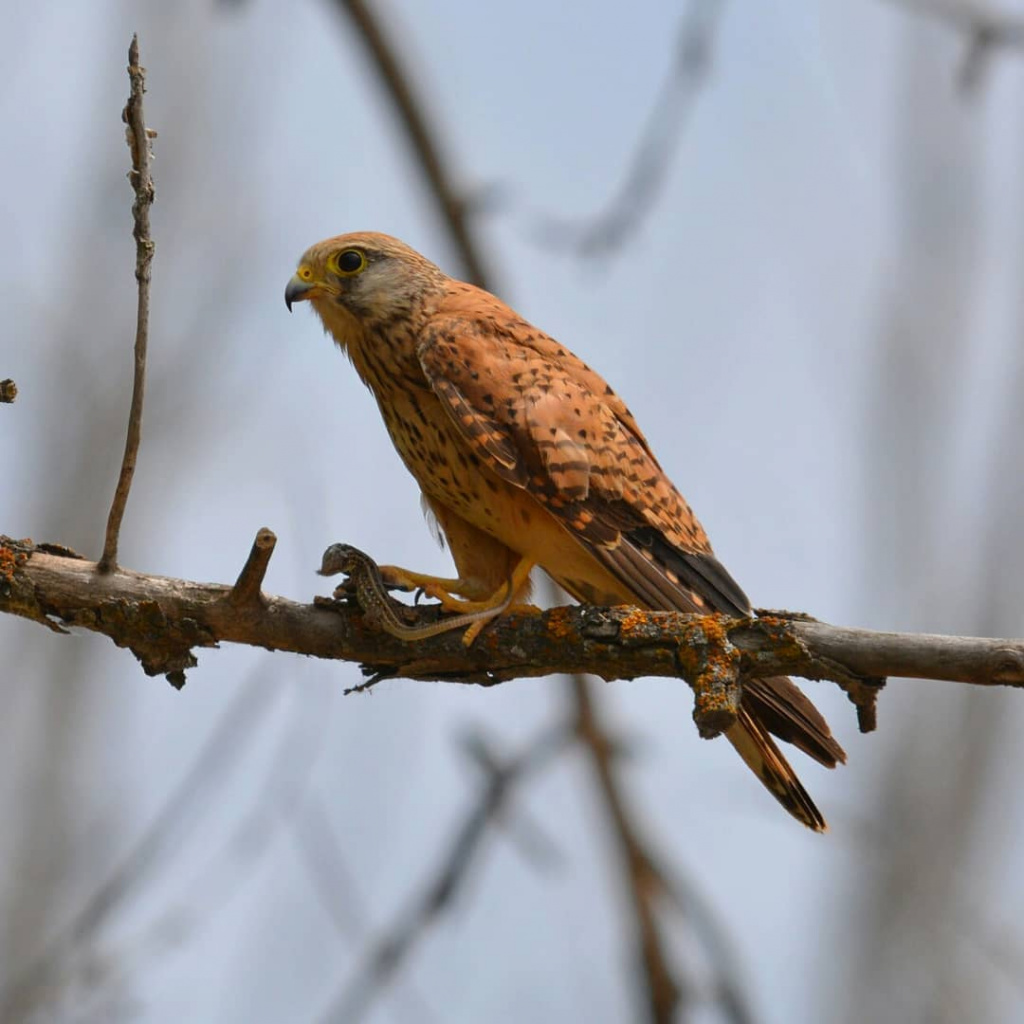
[318,543,511,646]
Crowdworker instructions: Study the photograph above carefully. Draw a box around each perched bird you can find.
[286,232,845,830]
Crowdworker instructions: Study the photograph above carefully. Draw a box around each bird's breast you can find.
[374,380,502,521]
[368,380,623,596]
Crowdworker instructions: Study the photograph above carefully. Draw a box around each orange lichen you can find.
[0,544,19,584]
[617,606,652,638]
[675,613,741,738]
[544,605,577,641]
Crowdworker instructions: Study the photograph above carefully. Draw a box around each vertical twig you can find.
[98,34,155,574]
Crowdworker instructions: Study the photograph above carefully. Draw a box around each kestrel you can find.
[286,232,845,830]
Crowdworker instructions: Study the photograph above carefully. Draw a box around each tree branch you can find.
[99,35,156,573]
[4,535,1022,724]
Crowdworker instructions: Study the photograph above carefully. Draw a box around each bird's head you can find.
[285,231,446,345]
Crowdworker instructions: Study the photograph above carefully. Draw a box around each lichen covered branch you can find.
[4,536,1023,730]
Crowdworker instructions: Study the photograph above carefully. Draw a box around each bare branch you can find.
[0,378,16,403]
[99,35,156,574]
[290,796,440,1024]
[458,729,565,870]
[570,673,754,1021]
[4,537,1024,714]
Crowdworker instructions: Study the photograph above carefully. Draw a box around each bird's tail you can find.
[725,708,828,832]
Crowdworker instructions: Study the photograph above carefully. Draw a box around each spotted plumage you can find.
[286,231,845,830]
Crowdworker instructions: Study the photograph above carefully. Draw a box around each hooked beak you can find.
[285,274,314,311]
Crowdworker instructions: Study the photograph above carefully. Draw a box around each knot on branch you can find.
[989,645,1024,684]
[676,616,741,739]
[753,613,886,733]
[94,598,207,687]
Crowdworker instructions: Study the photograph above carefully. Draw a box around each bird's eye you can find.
[333,249,366,275]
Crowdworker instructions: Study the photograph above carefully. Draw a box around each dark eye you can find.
[335,249,366,274]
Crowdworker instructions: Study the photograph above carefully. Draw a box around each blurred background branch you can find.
[0,669,281,1022]
[883,0,1024,90]
[528,0,729,257]
[316,725,570,1023]
[327,0,492,287]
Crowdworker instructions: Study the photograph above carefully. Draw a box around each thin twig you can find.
[290,796,374,942]
[658,861,755,1024]
[315,726,571,1023]
[229,527,277,606]
[99,34,155,573]
[571,673,755,1023]
[328,0,491,288]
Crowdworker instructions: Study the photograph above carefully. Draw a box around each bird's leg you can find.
[457,558,536,644]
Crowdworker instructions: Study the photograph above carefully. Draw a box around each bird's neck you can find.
[315,296,432,394]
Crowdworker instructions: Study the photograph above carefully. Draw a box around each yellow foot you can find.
[458,601,542,647]
[378,560,537,643]
[378,566,501,613]
[460,615,494,647]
